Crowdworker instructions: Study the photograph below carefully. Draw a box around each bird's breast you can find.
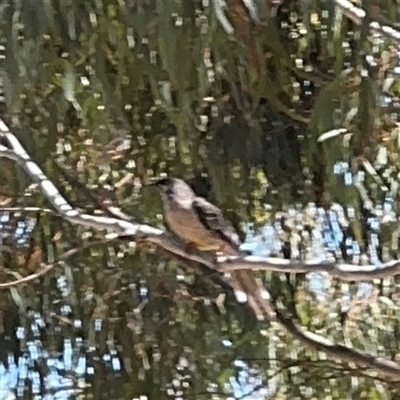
[164,205,220,250]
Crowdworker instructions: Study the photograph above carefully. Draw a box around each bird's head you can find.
[152,177,175,191]
[148,177,195,203]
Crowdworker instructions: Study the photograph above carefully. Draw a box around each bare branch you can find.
[1,121,398,282]
[0,207,58,214]
[334,0,400,47]
[218,256,400,282]
[1,118,400,381]
[274,311,400,381]
[0,120,216,267]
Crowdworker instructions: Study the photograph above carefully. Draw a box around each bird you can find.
[150,177,272,320]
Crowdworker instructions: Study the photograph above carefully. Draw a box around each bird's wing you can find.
[192,196,240,253]
[193,198,271,320]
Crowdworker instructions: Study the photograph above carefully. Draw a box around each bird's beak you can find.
[143,178,158,186]
[143,177,162,187]
[143,180,156,187]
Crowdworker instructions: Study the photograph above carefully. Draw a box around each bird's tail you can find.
[219,246,273,320]
[230,270,276,321]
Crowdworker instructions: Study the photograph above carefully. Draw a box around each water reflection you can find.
[0,201,395,399]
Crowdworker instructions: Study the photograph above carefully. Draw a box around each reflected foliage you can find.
[0,0,400,399]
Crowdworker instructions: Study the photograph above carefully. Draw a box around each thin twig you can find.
[0,239,110,289]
